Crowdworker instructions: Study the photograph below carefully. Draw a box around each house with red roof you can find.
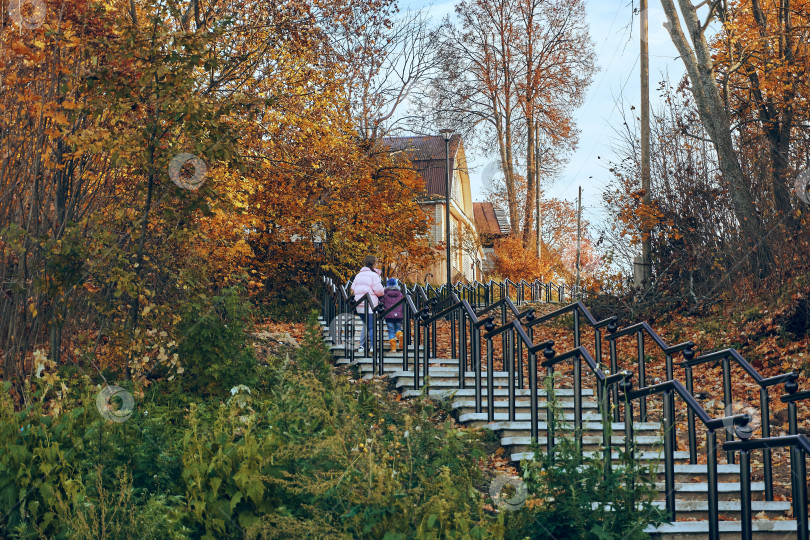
[472,202,511,275]
[383,134,484,284]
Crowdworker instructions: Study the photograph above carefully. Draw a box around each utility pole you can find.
[640,0,652,287]
[535,122,541,258]
[575,186,582,299]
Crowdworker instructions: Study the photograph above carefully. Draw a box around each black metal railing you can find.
[619,376,752,538]
[724,434,809,540]
[680,348,799,500]
[319,275,808,537]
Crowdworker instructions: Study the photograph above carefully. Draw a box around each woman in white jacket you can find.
[351,255,384,354]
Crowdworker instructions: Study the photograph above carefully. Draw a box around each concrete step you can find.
[610,463,742,483]
[649,481,767,498]
[479,419,661,434]
[512,449,691,462]
[594,500,789,520]
[336,355,459,365]
[501,434,664,453]
[458,409,611,425]
[393,370,591,390]
[645,520,805,539]
[401,387,595,399]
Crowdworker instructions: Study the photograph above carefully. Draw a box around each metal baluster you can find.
[529,350,538,444]
[403,307,410,371]
[508,329,515,422]
[663,389,676,521]
[739,449,752,540]
[517,326,524,389]
[414,317,422,391]
[608,322,620,422]
[574,350,582,451]
[547,363,555,459]
[459,310,467,389]
[451,309,457,361]
[474,323,482,414]
[685,366,697,464]
[637,330,647,422]
[760,386,773,501]
[706,431,719,540]
[795,447,809,540]
[722,357,734,463]
[487,335,495,422]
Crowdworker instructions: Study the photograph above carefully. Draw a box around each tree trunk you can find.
[522,117,535,246]
[661,0,773,275]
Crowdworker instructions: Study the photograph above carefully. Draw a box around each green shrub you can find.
[177,286,257,396]
[1,308,668,540]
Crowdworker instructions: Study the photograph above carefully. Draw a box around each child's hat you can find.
[387,278,398,287]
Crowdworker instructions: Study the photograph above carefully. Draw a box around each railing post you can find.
[706,430,719,540]
[377,309,384,376]
[620,375,634,459]
[739,449,752,540]
[789,396,799,519]
[722,357,734,464]
[608,322,620,422]
[459,310,467,389]
[486,318,495,422]
[517,325,524,389]
[501,302,507,361]
[685,366,698,465]
[431,318,437,361]
[574,350,583,451]
[529,349,538,444]
[403,305,410,371]
[414,315,422,391]
[508,329,516,422]
[637,330,647,422]
[760,386,773,501]
[451,309,457,360]
[663,388,676,522]
[474,323,482,414]
[547,364,555,459]
[795,447,809,540]
[594,328,602,373]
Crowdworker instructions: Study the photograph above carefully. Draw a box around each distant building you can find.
[383,134,483,284]
[473,202,511,275]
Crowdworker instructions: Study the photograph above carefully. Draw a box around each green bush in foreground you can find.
[0,311,665,539]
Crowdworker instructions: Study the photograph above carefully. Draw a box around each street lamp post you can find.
[439,129,454,297]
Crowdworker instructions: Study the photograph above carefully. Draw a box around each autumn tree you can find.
[424,0,594,245]
[0,0,438,387]
[711,0,810,234]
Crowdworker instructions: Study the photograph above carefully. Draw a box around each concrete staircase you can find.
[320,316,803,538]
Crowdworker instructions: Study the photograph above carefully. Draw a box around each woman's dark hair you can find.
[364,255,377,268]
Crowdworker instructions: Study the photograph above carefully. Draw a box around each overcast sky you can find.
[398,0,686,230]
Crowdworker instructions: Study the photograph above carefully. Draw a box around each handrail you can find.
[724,433,810,453]
[541,345,627,385]
[682,347,799,388]
[623,379,749,431]
[679,347,799,495]
[528,301,616,329]
[607,320,694,355]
